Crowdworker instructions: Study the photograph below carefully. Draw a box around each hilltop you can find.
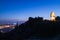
[0,17,60,40]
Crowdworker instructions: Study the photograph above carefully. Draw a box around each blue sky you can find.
[0,0,60,21]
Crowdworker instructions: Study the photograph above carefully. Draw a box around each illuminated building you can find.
[50,11,55,21]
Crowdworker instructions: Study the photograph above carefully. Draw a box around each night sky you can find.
[0,0,60,21]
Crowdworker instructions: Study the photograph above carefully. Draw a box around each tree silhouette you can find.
[56,16,60,21]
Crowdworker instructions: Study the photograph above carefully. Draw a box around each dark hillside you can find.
[0,17,60,40]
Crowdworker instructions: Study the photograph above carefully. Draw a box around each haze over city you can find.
[0,0,60,21]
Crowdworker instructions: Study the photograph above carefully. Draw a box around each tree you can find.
[56,16,60,21]
[29,17,33,21]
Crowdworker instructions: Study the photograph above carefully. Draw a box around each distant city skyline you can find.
[0,0,60,21]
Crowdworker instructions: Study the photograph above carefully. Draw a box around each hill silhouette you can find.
[0,16,60,40]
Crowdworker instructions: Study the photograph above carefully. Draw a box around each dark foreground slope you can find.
[0,17,60,40]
